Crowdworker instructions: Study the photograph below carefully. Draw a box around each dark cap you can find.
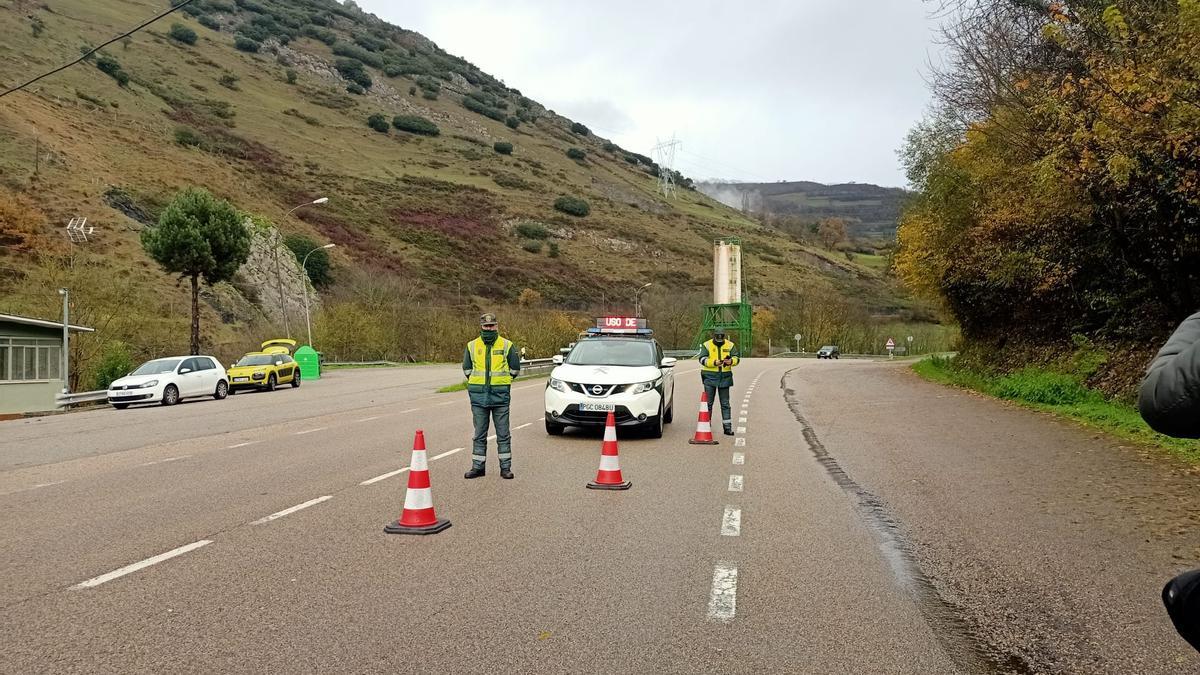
[479,313,498,327]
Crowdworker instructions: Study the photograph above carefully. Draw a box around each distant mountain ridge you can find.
[697,180,908,241]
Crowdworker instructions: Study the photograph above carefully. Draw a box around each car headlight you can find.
[549,378,569,393]
[627,378,662,395]
[134,380,158,389]
[252,371,266,379]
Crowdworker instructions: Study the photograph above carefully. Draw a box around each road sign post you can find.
[794,333,802,354]
[886,337,896,359]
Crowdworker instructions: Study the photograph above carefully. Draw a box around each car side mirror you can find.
[661,357,677,368]
[552,355,564,365]
[1164,569,1200,652]
[180,368,192,374]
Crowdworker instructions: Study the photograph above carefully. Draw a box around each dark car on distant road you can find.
[816,345,840,360]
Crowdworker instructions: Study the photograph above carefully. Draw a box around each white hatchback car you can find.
[107,355,229,409]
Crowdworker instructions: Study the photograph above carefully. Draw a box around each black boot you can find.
[500,468,514,479]
[723,424,735,436]
[464,466,485,479]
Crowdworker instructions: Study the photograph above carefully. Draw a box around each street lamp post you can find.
[301,244,335,347]
[278,197,329,338]
[58,288,69,394]
[634,282,652,318]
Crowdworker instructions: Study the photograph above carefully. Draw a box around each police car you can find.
[545,317,676,438]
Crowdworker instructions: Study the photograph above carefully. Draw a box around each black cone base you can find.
[688,439,719,445]
[384,518,452,535]
[587,480,632,490]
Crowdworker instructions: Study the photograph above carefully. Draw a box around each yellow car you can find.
[228,340,300,392]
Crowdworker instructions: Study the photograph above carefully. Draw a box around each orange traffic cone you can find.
[384,430,452,535]
[688,391,719,445]
[587,412,632,490]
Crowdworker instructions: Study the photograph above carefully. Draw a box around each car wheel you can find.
[113,403,130,410]
[214,380,228,400]
[291,371,301,388]
[646,403,664,439]
[161,384,180,406]
[663,397,674,424]
[265,374,276,391]
[545,419,565,436]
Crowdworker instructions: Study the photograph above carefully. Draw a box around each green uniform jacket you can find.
[698,339,740,388]
[462,337,522,407]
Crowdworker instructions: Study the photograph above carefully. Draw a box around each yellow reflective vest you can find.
[700,339,739,373]
[467,336,514,387]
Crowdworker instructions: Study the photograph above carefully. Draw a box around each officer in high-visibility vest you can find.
[463,313,522,479]
[698,328,740,436]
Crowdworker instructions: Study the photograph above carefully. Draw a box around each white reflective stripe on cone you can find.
[410,450,428,472]
[603,425,617,442]
[698,401,707,412]
[599,455,621,471]
[697,421,712,432]
[403,487,433,510]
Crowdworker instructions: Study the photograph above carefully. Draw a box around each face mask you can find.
[481,329,498,343]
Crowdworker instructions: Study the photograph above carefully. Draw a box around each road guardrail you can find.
[55,390,107,407]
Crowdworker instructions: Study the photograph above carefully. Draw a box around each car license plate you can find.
[580,402,616,412]
[233,377,249,382]
[110,391,133,397]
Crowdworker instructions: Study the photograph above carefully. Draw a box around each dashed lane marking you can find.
[721,506,741,536]
[227,441,260,449]
[252,496,332,525]
[399,409,419,414]
[736,426,746,434]
[139,455,191,467]
[294,427,326,435]
[728,475,744,492]
[72,540,212,590]
[738,416,747,423]
[707,564,738,621]
[356,416,381,423]
[513,422,533,430]
[734,437,746,447]
[360,467,410,485]
[732,452,744,465]
[430,447,464,461]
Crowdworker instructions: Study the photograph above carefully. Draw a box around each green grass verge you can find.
[913,356,1200,464]
[437,372,549,393]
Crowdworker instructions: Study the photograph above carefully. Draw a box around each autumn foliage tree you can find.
[897,1,1200,352]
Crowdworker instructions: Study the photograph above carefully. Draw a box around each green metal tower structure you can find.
[693,237,753,355]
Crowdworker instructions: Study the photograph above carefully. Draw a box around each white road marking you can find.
[436,400,456,406]
[72,540,212,589]
[736,426,746,434]
[294,427,326,435]
[732,452,745,465]
[734,437,746,447]
[252,496,332,524]
[487,434,497,441]
[430,447,464,461]
[360,468,410,485]
[356,416,381,422]
[227,441,260,449]
[728,475,744,492]
[721,506,741,536]
[400,408,419,413]
[139,455,190,467]
[538,417,545,421]
[513,422,532,430]
[35,480,68,488]
[707,564,738,621]
[738,416,747,423]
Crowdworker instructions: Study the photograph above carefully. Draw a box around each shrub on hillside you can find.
[515,222,549,239]
[570,121,589,135]
[332,41,383,68]
[234,36,261,53]
[553,196,590,217]
[422,90,438,100]
[505,116,520,130]
[352,32,389,53]
[462,94,506,121]
[92,341,135,390]
[94,53,130,87]
[346,82,365,95]
[392,114,439,136]
[602,142,617,152]
[623,154,639,164]
[335,58,372,89]
[302,24,336,45]
[218,73,239,90]
[198,15,220,31]
[521,240,544,254]
[493,141,513,155]
[284,234,333,287]
[285,68,297,84]
[169,23,198,45]
[548,242,560,258]
[366,113,389,133]
[566,148,586,161]
[408,85,417,95]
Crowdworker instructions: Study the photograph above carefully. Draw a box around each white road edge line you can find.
[294,427,327,435]
[430,447,464,461]
[360,468,410,485]
[72,540,213,589]
[707,564,738,621]
[728,475,744,492]
[139,455,191,467]
[513,422,532,430]
[356,416,381,422]
[400,408,419,413]
[721,506,741,536]
[227,441,260,449]
[732,452,745,465]
[252,496,332,524]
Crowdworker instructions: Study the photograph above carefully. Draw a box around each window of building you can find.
[0,337,62,381]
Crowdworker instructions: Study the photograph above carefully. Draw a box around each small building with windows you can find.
[0,313,94,415]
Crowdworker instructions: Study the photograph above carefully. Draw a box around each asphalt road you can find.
[1,359,1196,673]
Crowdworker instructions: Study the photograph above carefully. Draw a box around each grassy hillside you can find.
[697,180,908,241]
[0,0,930,383]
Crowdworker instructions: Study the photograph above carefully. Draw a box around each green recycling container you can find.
[295,345,321,380]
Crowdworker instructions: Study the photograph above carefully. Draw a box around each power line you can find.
[0,0,198,99]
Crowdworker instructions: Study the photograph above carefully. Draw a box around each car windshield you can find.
[237,354,275,366]
[821,346,836,350]
[566,339,657,367]
[132,358,181,375]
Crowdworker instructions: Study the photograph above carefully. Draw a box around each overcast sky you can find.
[358,1,946,187]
